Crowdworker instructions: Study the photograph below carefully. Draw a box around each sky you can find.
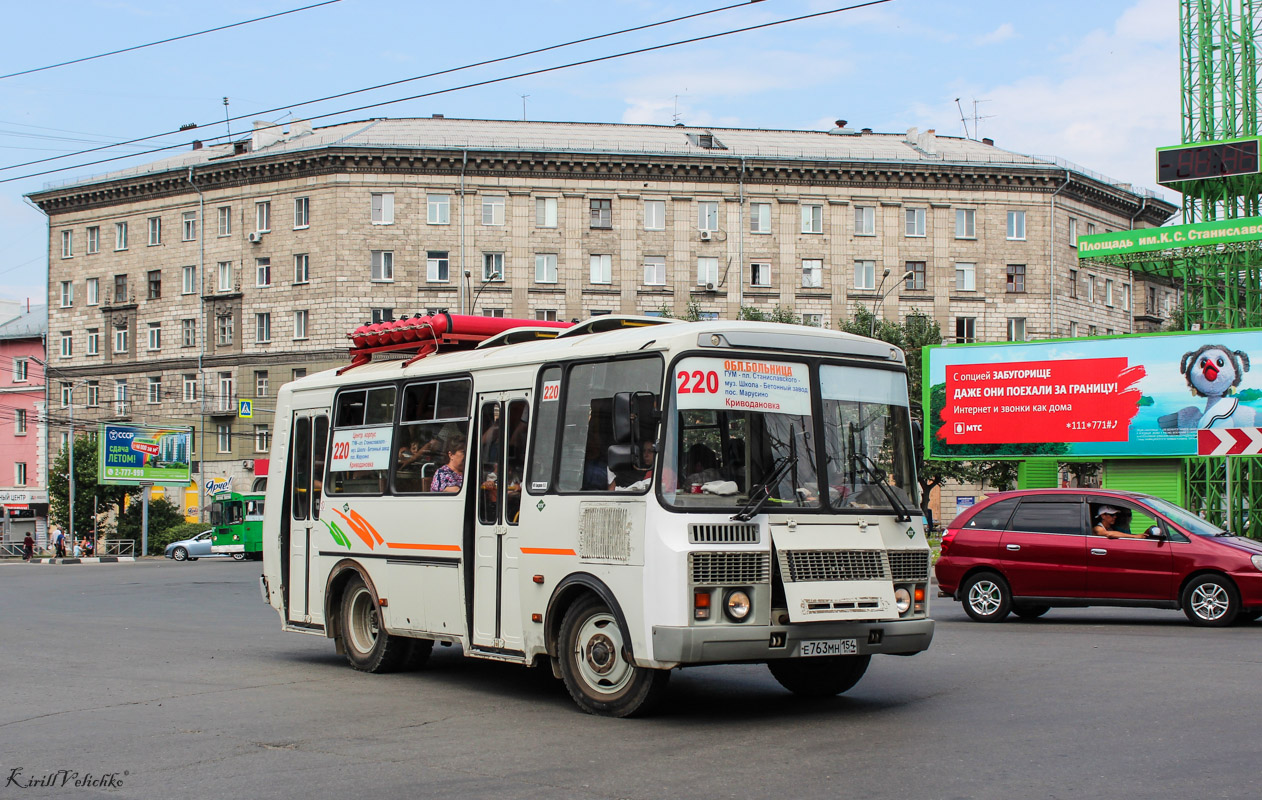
[0,0,1182,304]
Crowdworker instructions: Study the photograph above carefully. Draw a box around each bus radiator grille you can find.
[688,523,760,544]
[887,550,931,583]
[689,552,772,586]
[578,505,631,562]
[778,550,888,583]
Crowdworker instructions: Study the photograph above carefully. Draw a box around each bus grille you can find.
[887,550,931,582]
[689,552,771,586]
[688,523,760,544]
[778,550,888,582]
[578,505,631,562]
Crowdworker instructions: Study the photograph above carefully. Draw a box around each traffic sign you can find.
[1197,427,1262,456]
[238,400,253,418]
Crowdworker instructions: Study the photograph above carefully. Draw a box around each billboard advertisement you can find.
[98,424,193,485]
[924,329,1262,460]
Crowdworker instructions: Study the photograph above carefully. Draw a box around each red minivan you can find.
[935,489,1262,627]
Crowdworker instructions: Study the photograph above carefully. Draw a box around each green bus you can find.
[209,491,265,561]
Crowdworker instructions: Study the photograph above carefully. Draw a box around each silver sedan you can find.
[165,531,244,562]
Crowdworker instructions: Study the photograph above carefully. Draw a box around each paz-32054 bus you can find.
[261,314,934,717]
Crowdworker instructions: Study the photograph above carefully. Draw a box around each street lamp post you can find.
[470,271,502,314]
[869,268,915,337]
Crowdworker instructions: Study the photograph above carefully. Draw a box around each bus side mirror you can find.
[607,443,633,473]
[612,391,661,446]
[612,392,633,444]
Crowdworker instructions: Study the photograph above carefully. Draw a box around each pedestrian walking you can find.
[22,532,35,561]
[52,526,65,558]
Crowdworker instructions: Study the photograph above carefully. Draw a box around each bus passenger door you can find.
[471,394,529,655]
[287,412,329,624]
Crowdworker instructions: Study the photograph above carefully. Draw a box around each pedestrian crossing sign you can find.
[238,400,253,418]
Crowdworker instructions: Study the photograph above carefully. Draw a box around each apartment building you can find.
[0,301,48,546]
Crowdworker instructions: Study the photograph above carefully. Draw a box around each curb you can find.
[28,556,137,565]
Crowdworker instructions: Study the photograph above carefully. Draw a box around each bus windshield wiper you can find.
[851,452,912,522]
[732,454,794,522]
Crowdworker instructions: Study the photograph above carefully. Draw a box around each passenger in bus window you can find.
[431,435,467,493]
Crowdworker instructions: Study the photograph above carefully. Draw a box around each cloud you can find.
[975,23,1015,46]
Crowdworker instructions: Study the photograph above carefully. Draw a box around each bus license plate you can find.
[799,639,858,657]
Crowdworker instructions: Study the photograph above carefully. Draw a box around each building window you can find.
[113,274,128,304]
[183,374,198,402]
[12,358,27,382]
[294,253,310,284]
[87,226,100,254]
[905,261,926,291]
[292,368,307,381]
[905,207,926,237]
[1087,274,1096,302]
[535,309,557,322]
[370,192,395,225]
[955,317,977,344]
[535,254,557,284]
[1007,210,1026,240]
[644,199,665,231]
[61,382,72,408]
[182,211,197,241]
[801,259,823,288]
[643,255,666,286]
[60,332,72,358]
[854,260,876,290]
[293,196,309,229]
[697,201,719,232]
[1105,279,1115,306]
[751,202,772,234]
[147,322,161,351]
[87,329,100,356]
[217,425,231,454]
[114,381,128,415]
[59,280,73,307]
[148,377,161,405]
[218,373,234,414]
[148,216,161,245]
[697,257,719,287]
[483,252,504,281]
[255,371,269,397]
[293,310,308,340]
[955,208,975,239]
[61,230,73,258]
[589,254,612,284]
[1070,321,1079,338]
[1124,283,1132,312]
[1087,222,1097,236]
[425,193,450,225]
[370,250,394,282]
[15,463,26,487]
[1089,324,1098,337]
[213,261,231,293]
[255,201,271,232]
[481,195,505,226]
[589,198,612,229]
[527,196,556,228]
[802,313,824,328]
[370,308,393,325]
[217,206,231,237]
[115,221,128,250]
[86,381,99,407]
[955,262,976,292]
[801,203,823,234]
[1068,217,1078,247]
[1006,264,1026,293]
[1069,269,1078,298]
[854,206,875,236]
[426,251,450,283]
[750,262,772,288]
[255,424,271,453]
[256,313,271,343]
[216,315,233,346]
[182,318,196,348]
[114,326,129,354]
[256,258,271,287]
[84,277,98,306]
[1007,318,1027,342]
[146,269,161,300]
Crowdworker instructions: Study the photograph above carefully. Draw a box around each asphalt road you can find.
[0,559,1257,800]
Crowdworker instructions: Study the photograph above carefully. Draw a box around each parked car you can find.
[935,489,1262,627]
[164,530,246,562]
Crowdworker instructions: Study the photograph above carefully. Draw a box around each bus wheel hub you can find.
[585,634,616,674]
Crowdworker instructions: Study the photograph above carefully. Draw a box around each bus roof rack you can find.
[341,313,571,374]
[476,327,568,349]
[555,315,678,338]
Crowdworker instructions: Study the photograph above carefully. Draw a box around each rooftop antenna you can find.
[955,97,970,139]
[520,94,529,121]
[971,98,995,141]
[223,97,231,139]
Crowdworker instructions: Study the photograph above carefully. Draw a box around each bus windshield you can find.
[661,357,917,514]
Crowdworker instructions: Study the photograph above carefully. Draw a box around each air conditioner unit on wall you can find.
[699,230,712,241]
[242,460,255,471]
[247,232,263,243]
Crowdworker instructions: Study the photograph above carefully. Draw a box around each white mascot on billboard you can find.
[1159,344,1256,431]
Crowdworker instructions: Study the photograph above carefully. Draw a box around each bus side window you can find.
[395,378,471,495]
[556,357,663,493]
[505,400,528,524]
[528,366,562,494]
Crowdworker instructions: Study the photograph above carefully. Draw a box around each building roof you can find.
[37,117,1166,202]
[0,303,47,341]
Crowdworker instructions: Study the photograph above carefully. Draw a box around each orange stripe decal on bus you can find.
[387,542,462,552]
[520,547,577,556]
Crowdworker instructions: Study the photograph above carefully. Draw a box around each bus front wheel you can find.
[557,595,669,717]
[338,575,407,673]
[768,654,871,697]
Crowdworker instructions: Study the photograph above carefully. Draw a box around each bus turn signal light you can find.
[694,590,711,620]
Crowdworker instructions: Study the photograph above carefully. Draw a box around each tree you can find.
[738,305,802,324]
[117,497,188,552]
[48,433,133,538]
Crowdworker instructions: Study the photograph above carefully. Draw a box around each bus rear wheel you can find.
[558,595,669,717]
[338,575,407,673]
[768,654,871,697]
[231,552,246,562]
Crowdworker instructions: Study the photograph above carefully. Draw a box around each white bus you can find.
[261,315,934,717]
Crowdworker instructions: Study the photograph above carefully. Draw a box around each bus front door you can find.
[286,412,329,625]
[471,393,529,655]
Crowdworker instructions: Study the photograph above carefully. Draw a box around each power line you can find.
[0,0,895,185]
[0,0,754,176]
[0,1,343,81]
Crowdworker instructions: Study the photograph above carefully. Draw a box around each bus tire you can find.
[558,594,669,718]
[338,575,407,673]
[768,654,870,697]
[231,552,246,562]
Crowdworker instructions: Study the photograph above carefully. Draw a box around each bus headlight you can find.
[894,587,912,614]
[724,590,752,622]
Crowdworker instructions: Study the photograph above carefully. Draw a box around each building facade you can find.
[0,301,48,547]
[29,117,1177,519]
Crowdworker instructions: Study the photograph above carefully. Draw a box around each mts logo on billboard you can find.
[954,423,982,434]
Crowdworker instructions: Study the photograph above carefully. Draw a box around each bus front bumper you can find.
[651,617,934,666]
